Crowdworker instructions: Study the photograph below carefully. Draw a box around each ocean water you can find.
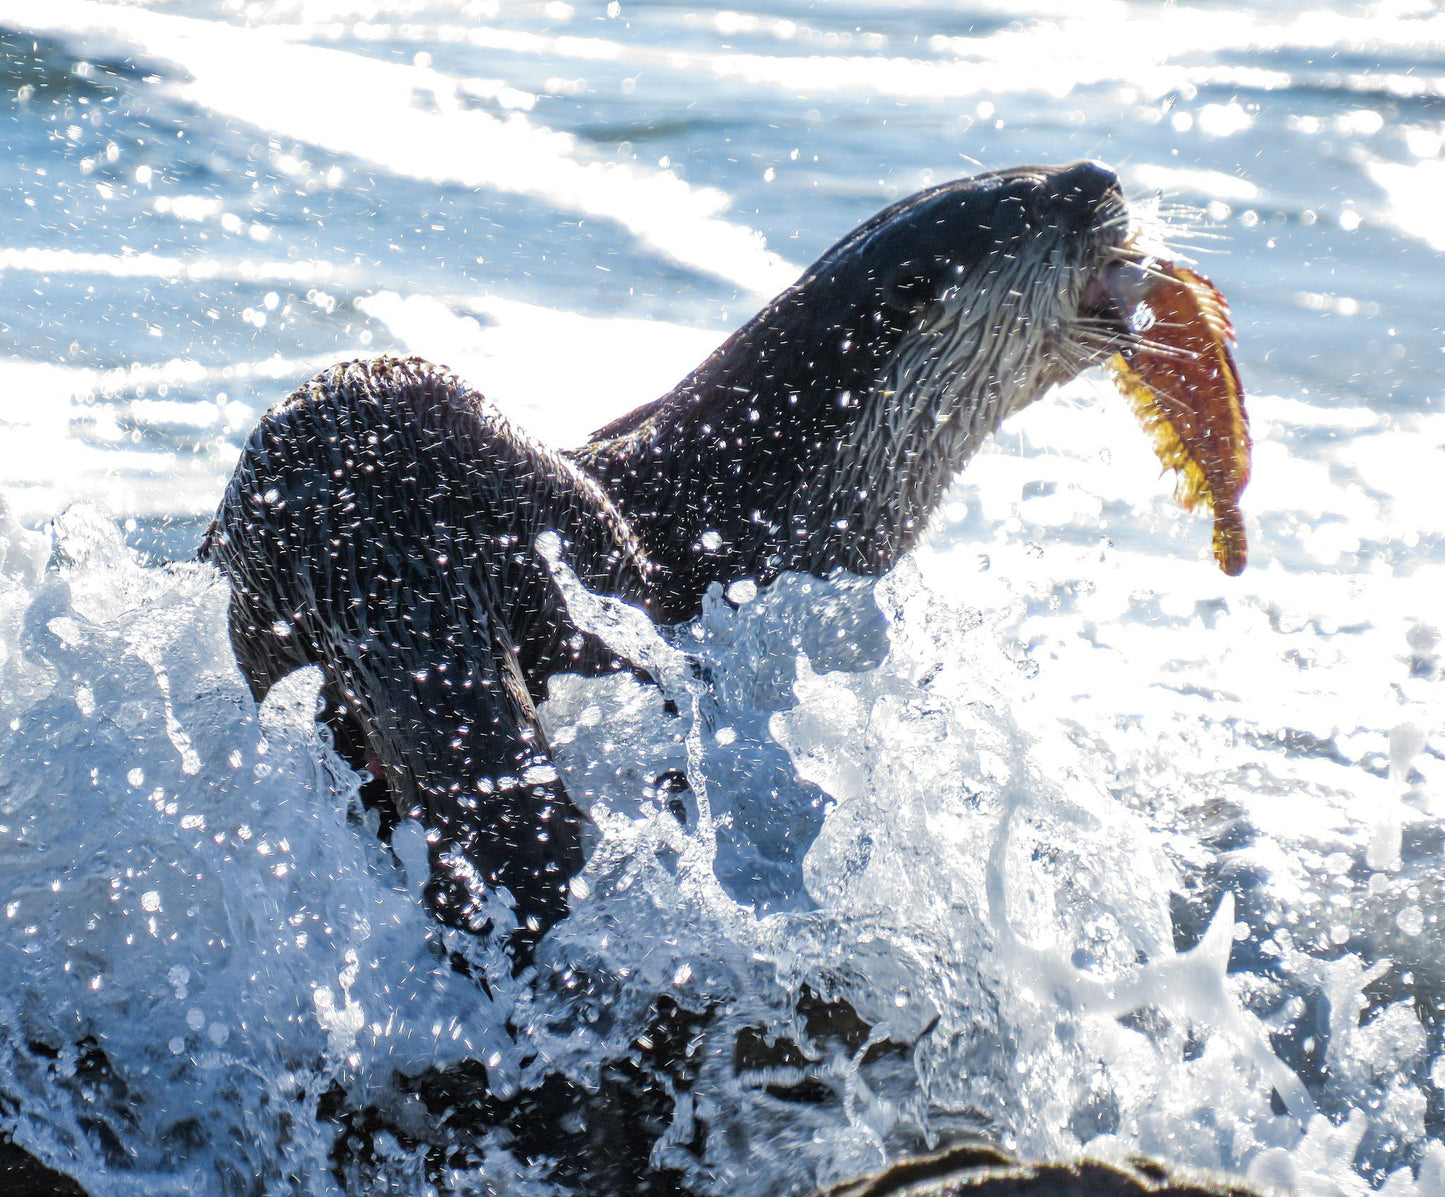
[1,0,1443,1193]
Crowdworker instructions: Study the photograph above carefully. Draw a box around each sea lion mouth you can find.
[1062,248,1161,378]
[1080,255,1160,335]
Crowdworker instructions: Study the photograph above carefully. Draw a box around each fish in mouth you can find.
[1101,259,1251,575]
[204,160,1251,955]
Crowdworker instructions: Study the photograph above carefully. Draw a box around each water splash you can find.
[0,505,1440,1192]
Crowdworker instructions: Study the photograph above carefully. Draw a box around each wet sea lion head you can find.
[815,158,1135,425]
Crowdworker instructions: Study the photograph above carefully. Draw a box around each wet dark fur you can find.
[205,161,1131,952]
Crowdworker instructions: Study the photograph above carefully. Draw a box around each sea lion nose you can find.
[1044,159,1124,230]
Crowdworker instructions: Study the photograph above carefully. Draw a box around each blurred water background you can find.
[0,1,1443,1193]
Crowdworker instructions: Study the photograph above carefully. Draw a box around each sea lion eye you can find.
[880,263,931,313]
[991,192,1034,241]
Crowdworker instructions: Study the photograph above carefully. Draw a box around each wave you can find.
[0,0,798,296]
[289,2,1445,106]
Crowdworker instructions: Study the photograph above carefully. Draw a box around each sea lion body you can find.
[206,360,644,942]
[207,160,1135,949]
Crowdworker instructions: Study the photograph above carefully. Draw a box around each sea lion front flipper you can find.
[329,568,583,955]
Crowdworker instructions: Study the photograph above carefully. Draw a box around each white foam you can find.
[1368,158,1445,253]
[0,246,344,285]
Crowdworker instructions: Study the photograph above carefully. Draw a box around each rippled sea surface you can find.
[1,2,1443,1193]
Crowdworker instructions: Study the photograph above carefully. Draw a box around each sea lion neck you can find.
[575,161,1131,624]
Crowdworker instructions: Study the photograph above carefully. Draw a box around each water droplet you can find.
[1396,905,1425,936]
[725,579,757,605]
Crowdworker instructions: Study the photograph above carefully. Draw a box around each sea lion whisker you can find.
[1146,208,1221,236]
[1050,342,1106,377]
[1159,241,1226,259]
[1150,213,1226,235]
[1073,325,1203,366]
[1151,200,1212,218]
[1094,212,1134,234]
[1130,261,1191,286]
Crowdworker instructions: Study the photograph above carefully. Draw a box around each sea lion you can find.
[205,160,1142,954]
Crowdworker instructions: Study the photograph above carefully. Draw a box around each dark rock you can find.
[0,1133,88,1197]
[812,1142,1275,1197]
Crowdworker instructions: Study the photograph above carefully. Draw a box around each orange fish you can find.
[1107,262,1251,576]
